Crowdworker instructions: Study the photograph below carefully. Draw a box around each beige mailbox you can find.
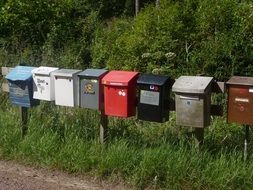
[172,76,214,128]
[53,69,81,107]
[32,66,59,101]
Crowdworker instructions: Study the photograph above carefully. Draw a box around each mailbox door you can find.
[33,75,51,101]
[9,82,29,107]
[138,84,164,122]
[175,93,205,127]
[8,81,39,107]
[227,85,253,124]
[104,85,128,117]
[80,78,99,109]
[55,77,74,107]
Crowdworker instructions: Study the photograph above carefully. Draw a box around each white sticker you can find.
[118,90,126,96]
[140,90,160,106]
[249,88,253,93]
[91,79,98,83]
[235,98,249,103]
[110,82,124,86]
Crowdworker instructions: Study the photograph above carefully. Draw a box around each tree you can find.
[135,0,139,16]
[156,0,160,8]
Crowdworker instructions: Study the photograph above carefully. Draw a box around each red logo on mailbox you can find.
[239,89,247,94]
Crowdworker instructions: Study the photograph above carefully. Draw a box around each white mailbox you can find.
[32,66,59,101]
[53,69,81,107]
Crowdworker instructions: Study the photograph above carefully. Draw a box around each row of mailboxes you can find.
[5,65,253,127]
[5,66,171,122]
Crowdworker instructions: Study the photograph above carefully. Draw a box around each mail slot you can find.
[53,69,81,107]
[137,74,171,122]
[226,76,253,125]
[32,66,59,101]
[5,66,40,107]
[78,69,108,110]
[172,76,214,128]
[102,70,139,117]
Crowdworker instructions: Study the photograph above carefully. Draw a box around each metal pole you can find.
[100,109,108,144]
[244,125,250,161]
[20,107,28,137]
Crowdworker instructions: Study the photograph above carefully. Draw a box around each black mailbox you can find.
[137,74,171,122]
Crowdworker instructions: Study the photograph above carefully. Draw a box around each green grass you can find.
[0,96,253,189]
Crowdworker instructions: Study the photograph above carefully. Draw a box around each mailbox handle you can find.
[179,95,199,101]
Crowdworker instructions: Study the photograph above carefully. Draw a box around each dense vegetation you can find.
[1,0,253,189]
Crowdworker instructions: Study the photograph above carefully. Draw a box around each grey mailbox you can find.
[78,69,108,110]
[172,76,214,128]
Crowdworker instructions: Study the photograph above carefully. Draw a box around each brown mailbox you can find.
[227,76,253,125]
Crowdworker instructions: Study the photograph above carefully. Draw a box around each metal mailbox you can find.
[5,66,40,107]
[137,74,171,122]
[53,69,81,107]
[78,69,108,110]
[172,76,214,128]
[226,76,253,125]
[32,66,59,101]
[102,70,139,117]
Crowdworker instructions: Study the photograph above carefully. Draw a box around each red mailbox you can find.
[102,71,139,117]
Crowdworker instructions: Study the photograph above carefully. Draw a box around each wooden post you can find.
[244,125,250,161]
[100,109,108,144]
[20,107,28,137]
[194,128,204,148]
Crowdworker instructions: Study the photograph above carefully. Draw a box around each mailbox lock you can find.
[240,106,245,112]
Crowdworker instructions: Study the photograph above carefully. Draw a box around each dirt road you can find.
[0,160,129,190]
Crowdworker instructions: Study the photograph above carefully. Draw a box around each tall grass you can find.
[0,94,253,189]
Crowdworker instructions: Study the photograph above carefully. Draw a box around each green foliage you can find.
[92,0,253,79]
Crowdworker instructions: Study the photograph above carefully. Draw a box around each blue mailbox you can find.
[5,66,40,107]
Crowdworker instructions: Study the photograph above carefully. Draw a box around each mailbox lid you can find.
[137,74,170,86]
[102,71,139,86]
[5,66,37,81]
[53,69,81,77]
[32,66,59,76]
[78,69,108,79]
[226,76,253,86]
[172,76,214,94]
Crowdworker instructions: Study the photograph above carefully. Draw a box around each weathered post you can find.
[194,128,204,147]
[100,109,108,144]
[20,107,28,137]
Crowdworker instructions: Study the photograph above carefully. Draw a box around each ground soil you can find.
[0,160,130,190]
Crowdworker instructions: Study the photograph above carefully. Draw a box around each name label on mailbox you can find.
[140,90,159,106]
[235,98,249,103]
[37,78,45,84]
